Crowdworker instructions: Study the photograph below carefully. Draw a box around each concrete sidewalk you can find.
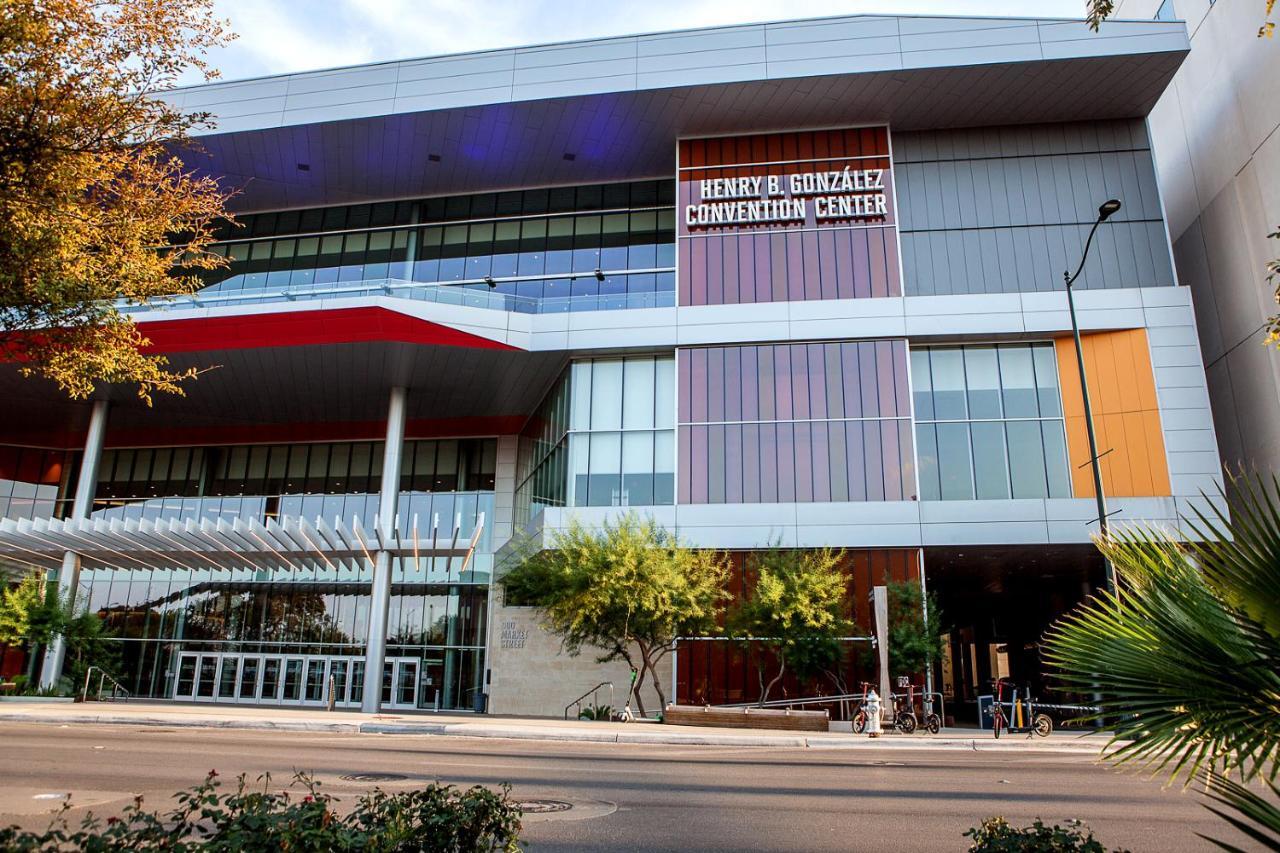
[0,700,1115,753]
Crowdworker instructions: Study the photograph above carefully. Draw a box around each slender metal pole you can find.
[1064,218,1116,594]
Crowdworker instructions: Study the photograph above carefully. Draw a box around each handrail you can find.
[115,272,677,318]
[81,666,131,703]
[720,692,864,710]
[564,681,614,720]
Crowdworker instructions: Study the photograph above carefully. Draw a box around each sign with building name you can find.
[676,126,901,307]
[686,168,889,228]
[499,620,528,649]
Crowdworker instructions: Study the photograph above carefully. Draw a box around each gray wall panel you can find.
[895,119,1175,296]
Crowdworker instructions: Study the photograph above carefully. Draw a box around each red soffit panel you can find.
[136,306,519,353]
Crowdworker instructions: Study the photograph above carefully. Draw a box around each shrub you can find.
[577,704,613,721]
[0,770,523,852]
[964,817,1125,852]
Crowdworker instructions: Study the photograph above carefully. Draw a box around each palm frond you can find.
[1184,473,1280,639]
[1043,520,1280,785]
[1199,772,1280,852]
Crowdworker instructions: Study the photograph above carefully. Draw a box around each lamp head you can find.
[1098,199,1122,221]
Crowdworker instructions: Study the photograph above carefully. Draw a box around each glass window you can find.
[929,349,967,420]
[970,421,1010,500]
[1007,420,1049,498]
[621,432,654,506]
[998,345,1039,418]
[912,342,1070,501]
[1033,344,1063,418]
[935,423,974,500]
[910,349,933,420]
[964,347,1002,419]
[622,358,656,430]
[586,433,622,506]
[589,361,624,431]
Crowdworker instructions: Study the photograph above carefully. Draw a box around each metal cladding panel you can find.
[676,340,915,505]
[677,127,902,307]
[894,119,1177,295]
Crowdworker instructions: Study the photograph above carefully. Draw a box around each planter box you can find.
[663,704,828,732]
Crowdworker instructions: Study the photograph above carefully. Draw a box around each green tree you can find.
[0,571,63,679]
[0,572,43,647]
[502,514,730,717]
[1043,475,1280,849]
[885,580,944,680]
[728,547,854,706]
[0,0,235,403]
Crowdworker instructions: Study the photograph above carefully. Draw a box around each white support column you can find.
[873,585,891,723]
[40,399,109,688]
[361,386,407,713]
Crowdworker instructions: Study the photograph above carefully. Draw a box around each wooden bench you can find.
[663,704,829,732]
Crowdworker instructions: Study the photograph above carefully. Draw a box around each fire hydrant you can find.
[865,690,883,738]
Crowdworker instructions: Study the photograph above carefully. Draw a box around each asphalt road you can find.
[0,723,1254,852]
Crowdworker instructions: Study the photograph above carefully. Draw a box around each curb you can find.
[0,712,1109,754]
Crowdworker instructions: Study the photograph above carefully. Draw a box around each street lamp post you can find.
[1064,198,1122,593]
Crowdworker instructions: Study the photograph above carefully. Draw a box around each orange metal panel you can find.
[1054,329,1170,498]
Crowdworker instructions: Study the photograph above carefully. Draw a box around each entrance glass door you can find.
[260,657,282,702]
[327,659,351,706]
[187,655,219,700]
[237,657,261,702]
[172,653,430,710]
[281,658,304,702]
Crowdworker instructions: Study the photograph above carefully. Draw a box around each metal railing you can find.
[81,667,131,703]
[564,681,614,720]
[117,275,676,317]
[720,692,864,719]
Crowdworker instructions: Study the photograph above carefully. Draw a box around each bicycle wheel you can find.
[852,710,867,734]
[896,712,917,734]
[1032,713,1054,738]
[924,713,941,735]
[992,709,1004,739]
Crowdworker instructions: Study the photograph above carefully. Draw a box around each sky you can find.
[187,0,1088,85]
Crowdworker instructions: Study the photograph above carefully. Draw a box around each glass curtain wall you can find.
[515,355,676,523]
[69,437,496,708]
[201,181,677,310]
[912,343,1071,501]
[0,445,79,521]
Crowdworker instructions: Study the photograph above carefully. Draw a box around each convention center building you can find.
[0,12,1217,720]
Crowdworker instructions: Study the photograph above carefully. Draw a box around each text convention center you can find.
[1,13,1218,722]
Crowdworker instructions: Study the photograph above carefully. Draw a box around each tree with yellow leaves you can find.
[0,0,235,403]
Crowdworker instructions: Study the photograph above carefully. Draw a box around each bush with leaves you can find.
[0,770,523,852]
[502,513,730,717]
[1043,474,1280,850]
[964,817,1124,853]
[728,547,855,705]
[884,580,945,680]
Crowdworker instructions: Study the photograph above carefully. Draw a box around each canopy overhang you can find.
[0,512,483,574]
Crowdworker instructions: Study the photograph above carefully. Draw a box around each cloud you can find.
[190,0,1086,84]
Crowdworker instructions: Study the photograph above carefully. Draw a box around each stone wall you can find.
[486,588,672,719]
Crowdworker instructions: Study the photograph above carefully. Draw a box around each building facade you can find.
[1115,0,1280,475]
[1,13,1220,720]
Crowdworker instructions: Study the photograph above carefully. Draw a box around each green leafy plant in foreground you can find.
[0,770,523,852]
[964,817,1126,852]
[1043,473,1280,850]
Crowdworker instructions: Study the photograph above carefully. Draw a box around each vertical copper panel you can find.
[677,126,900,306]
[678,340,915,505]
[676,548,921,706]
